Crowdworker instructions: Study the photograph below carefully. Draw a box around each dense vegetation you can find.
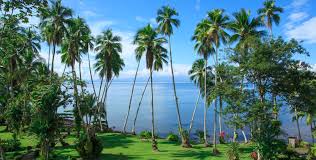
[0,0,315,159]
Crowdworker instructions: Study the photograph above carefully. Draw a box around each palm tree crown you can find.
[258,0,283,35]
[229,9,266,46]
[134,24,167,70]
[94,29,124,82]
[156,6,180,36]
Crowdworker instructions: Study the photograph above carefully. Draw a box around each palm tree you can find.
[40,25,54,68]
[188,59,213,135]
[156,6,190,147]
[192,19,215,146]
[134,24,167,151]
[258,0,283,36]
[40,0,72,75]
[205,9,230,150]
[95,29,124,130]
[123,45,143,133]
[229,9,265,49]
[60,18,88,135]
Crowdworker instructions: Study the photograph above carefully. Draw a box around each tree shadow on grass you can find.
[171,149,222,160]
[98,133,134,149]
[100,153,139,160]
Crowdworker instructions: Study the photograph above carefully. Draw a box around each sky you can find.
[32,0,316,82]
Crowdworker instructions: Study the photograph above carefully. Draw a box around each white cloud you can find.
[135,16,156,25]
[290,0,309,8]
[288,12,308,22]
[285,17,316,43]
[89,20,116,36]
[82,10,98,17]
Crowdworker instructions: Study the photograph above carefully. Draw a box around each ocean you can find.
[79,82,313,142]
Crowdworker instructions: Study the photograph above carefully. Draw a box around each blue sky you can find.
[34,0,316,82]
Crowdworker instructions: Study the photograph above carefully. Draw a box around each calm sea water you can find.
[81,82,312,142]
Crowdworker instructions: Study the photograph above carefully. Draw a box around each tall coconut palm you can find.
[188,59,213,135]
[60,18,88,135]
[204,9,230,150]
[155,6,190,147]
[258,0,283,36]
[40,25,54,68]
[123,45,143,133]
[40,0,72,75]
[134,24,167,151]
[192,19,215,146]
[95,29,124,130]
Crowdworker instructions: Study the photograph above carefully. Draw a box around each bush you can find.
[139,131,152,140]
[219,131,226,144]
[76,134,103,160]
[0,135,21,152]
[226,142,240,160]
[195,130,205,144]
[166,133,179,142]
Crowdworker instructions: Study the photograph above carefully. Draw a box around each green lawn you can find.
[0,127,254,160]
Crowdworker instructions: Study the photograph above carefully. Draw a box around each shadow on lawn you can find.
[171,150,219,160]
[98,133,134,149]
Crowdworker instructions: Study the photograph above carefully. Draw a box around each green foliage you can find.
[166,133,179,142]
[75,134,103,160]
[195,130,206,144]
[0,134,21,152]
[30,81,68,159]
[139,131,152,140]
[226,142,240,160]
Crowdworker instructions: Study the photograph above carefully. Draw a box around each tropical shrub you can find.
[139,131,152,140]
[76,134,103,160]
[195,130,205,144]
[219,131,226,144]
[166,133,179,142]
[0,134,21,152]
[226,142,239,160]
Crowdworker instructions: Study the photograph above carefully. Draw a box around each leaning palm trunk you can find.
[132,76,150,135]
[188,91,201,135]
[213,51,219,152]
[88,52,96,96]
[48,44,51,69]
[79,61,84,93]
[150,69,158,151]
[123,61,140,133]
[168,36,189,147]
[71,62,84,136]
[311,123,314,144]
[203,58,208,146]
[241,129,248,143]
[51,42,56,76]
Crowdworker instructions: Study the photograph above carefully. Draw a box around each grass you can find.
[0,126,255,160]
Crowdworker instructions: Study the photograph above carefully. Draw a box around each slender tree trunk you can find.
[213,99,217,151]
[150,69,158,151]
[62,64,67,76]
[79,61,84,93]
[72,62,84,136]
[97,77,104,102]
[241,129,248,143]
[294,107,302,140]
[48,44,51,69]
[219,96,223,134]
[51,42,56,76]
[168,36,188,147]
[132,76,150,135]
[87,52,97,96]
[213,50,219,151]
[204,58,208,146]
[123,61,140,133]
[311,123,314,144]
[188,91,201,135]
